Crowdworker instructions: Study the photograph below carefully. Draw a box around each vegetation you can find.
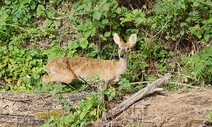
[209,110,212,123]
[0,0,211,126]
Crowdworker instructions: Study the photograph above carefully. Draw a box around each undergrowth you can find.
[183,45,212,85]
[0,0,211,126]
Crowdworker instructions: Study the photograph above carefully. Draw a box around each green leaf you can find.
[180,30,185,36]
[40,123,50,127]
[99,34,106,41]
[208,111,212,118]
[46,11,56,19]
[193,1,199,7]
[104,32,111,37]
[88,43,95,48]
[78,38,88,49]
[54,20,61,29]
[86,102,93,110]
[180,4,186,9]
[152,1,165,14]
[92,11,102,20]
[204,34,210,41]
[36,4,45,17]
[92,109,97,116]
[79,111,87,120]
[44,46,66,59]
[43,19,52,28]
[102,19,109,24]
[68,40,79,49]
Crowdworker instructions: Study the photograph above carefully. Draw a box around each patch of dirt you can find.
[115,88,212,127]
[0,88,211,127]
[0,93,83,127]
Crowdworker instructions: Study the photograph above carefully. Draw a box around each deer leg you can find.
[113,76,120,84]
[42,74,51,84]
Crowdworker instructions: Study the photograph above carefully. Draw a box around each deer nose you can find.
[119,49,126,58]
[120,54,125,58]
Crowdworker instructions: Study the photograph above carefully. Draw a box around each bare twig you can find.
[69,94,87,101]
[79,76,93,90]
[50,16,69,20]
[2,97,32,104]
[131,81,151,85]
[0,114,45,125]
[150,20,169,40]
[18,107,30,127]
[65,83,76,90]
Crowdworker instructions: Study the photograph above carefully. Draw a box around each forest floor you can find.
[0,87,212,127]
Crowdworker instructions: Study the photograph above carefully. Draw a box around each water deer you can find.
[43,33,137,85]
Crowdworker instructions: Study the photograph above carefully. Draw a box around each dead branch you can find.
[131,81,151,85]
[68,94,87,101]
[106,73,171,119]
[0,114,45,125]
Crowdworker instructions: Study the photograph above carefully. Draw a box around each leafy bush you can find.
[151,0,211,42]
[0,0,64,90]
[1,0,211,90]
[209,111,212,123]
[41,87,106,127]
[0,0,211,125]
[69,0,120,39]
[0,44,45,91]
[118,0,211,83]
[0,0,41,90]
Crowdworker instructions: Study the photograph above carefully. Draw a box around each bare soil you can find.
[115,88,212,127]
[0,88,212,127]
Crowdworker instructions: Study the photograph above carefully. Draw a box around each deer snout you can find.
[120,54,125,58]
[119,49,126,58]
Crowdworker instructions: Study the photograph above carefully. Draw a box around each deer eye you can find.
[127,48,130,50]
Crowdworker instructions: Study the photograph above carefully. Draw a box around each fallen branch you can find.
[131,81,151,85]
[106,73,171,119]
[0,114,45,125]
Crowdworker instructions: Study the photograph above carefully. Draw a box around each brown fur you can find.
[43,33,137,84]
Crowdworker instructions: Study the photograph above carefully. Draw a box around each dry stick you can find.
[131,81,151,85]
[106,73,171,119]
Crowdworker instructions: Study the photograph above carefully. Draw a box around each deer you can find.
[42,33,137,85]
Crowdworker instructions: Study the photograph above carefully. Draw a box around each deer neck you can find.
[117,57,128,75]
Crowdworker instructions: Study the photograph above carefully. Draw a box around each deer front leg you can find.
[113,75,121,84]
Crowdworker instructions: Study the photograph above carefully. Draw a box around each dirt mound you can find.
[0,93,74,127]
[116,88,212,127]
[0,88,211,127]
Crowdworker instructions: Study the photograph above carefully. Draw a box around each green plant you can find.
[118,78,134,93]
[41,91,105,127]
[183,45,212,84]
[0,0,211,125]
[0,0,73,90]
[209,110,212,123]
[0,42,46,91]
[119,0,211,85]
[69,0,121,39]
[151,0,212,42]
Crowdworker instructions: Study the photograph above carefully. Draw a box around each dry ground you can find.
[0,88,212,127]
[115,88,212,127]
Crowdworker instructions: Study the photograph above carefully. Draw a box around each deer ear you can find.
[128,34,137,47]
[113,33,121,46]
